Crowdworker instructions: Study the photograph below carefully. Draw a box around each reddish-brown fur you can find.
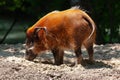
[25,7,96,65]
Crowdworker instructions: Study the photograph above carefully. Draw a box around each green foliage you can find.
[91,0,120,43]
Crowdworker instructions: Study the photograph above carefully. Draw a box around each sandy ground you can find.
[0,43,120,80]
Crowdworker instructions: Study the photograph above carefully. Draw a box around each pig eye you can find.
[25,38,34,48]
[26,50,30,55]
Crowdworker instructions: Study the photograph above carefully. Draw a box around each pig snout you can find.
[25,49,37,61]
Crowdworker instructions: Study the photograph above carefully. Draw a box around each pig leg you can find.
[52,48,64,65]
[75,47,83,64]
[84,42,94,64]
[87,45,94,64]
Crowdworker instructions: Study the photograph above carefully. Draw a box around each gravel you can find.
[0,43,120,80]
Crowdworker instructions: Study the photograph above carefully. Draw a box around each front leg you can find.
[52,48,64,65]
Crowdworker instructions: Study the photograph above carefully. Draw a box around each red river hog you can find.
[25,7,96,65]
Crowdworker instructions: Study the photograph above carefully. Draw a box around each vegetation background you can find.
[0,0,120,44]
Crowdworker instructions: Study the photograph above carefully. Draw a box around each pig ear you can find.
[33,27,41,40]
[33,27,47,40]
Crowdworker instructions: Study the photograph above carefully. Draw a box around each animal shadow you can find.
[81,59,113,69]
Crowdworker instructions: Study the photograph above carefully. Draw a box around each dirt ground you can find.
[0,43,120,80]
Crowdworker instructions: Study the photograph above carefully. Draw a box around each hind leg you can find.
[87,45,94,63]
[84,42,94,64]
[75,47,83,64]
